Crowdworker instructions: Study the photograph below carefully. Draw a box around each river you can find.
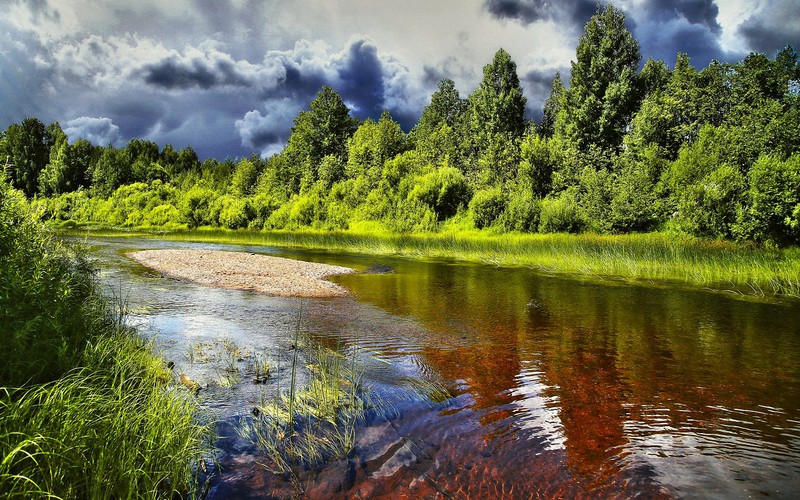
[81,235,800,498]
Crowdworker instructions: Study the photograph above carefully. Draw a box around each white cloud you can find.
[64,116,121,146]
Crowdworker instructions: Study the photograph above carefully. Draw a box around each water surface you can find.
[81,236,800,498]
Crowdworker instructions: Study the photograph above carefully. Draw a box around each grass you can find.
[66,226,800,300]
[1,182,213,498]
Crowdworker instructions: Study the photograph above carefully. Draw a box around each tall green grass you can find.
[1,182,212,498]
[71,226,800,299]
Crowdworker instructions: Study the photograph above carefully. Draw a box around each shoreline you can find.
[127,249,357,298]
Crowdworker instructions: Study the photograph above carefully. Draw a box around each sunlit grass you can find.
[2,183,214,498]
[68,226,800,299]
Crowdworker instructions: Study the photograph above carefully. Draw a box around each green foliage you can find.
[285,86,358,189]
[538,72,564,138]
[91,147,132,197]
[144,203,182,228]
[8,34,800,248]
[673,164,745,239]
[577,167,614,233]
[391,198,437,233]
[737,154,800,245]
[211,194,252,229]
[4,118,51,197]
[179,185,216,228]
[407,166,471,221]
[0,183,210,496]
[469,188,507,229]
[556,4,640,152]
[518,133,553,197]
[501,189,541,232]
[230,158,259,196]
[346,111,406,182]
[414,78,467,144]
[609,152,663,232]
[539,188,585,233]
[467,48,527,156]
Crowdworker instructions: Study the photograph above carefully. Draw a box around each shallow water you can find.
[79,236,800,498]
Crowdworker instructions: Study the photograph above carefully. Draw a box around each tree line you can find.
[3,5,800,245]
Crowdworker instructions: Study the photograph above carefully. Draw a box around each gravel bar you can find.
[127,249,357,298]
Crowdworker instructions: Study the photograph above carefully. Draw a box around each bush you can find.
[736,154,800,245]
[674,164,745,239]
[469,188,507,229]
[391,198,437,233]
[407,166,471,221]
[501,190,541,232]
[216,196,252,229]
[179,185,217,228]
[144,203,182,227]
[539,188,585,233]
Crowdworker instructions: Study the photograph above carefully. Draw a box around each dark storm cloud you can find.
[0,27,54,124]
[737,0,800,55]
[633,0,727,67]
[337,39,386,119]
[645,0,720,33]
[142,55,252,90]
[484,0,550,24]
[106,99,166,139]
[484,0,729,68]
[483,0,598,28]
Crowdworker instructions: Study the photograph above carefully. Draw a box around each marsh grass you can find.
[238,341,372,476]
[70,227,800,299]
[1,182,213,498]
[0,332,212,499]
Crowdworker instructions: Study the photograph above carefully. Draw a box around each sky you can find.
[1,0,798,160]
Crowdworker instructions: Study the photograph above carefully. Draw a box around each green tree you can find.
[467,48,527,154]
[538,72,564,138]
[285,86,358,190]
[555,4,640,152]
[638,58,671,98]
[517,133,554,197]
[91,146,131,197]
[346,111,406,182]
[414,78,467,143]
[4,118,51,196]
[407,166,471,221]
[230,158,259,196]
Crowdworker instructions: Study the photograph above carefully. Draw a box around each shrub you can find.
[391,198,438,233]
[501,190,541,232]
[407,166,471,221]
[145,203,182,227]
[539,188,585,233]
[469,188,507,229]
[736,154,800,245]
[217,197,252,229]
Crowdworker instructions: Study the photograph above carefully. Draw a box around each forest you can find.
[3,5,800,246]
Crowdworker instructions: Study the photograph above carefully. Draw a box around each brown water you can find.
[82,236,800,499]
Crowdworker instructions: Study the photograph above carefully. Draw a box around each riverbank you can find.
[63,227,800,300]
[1,183,211,498]
[128,249,356,297]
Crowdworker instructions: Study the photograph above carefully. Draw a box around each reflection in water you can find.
[80,236,800,498]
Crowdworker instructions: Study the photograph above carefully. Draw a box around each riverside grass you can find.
[67,226,800,300]
[1,183,212,499]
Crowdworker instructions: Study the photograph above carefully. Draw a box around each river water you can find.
[80,236,800,498]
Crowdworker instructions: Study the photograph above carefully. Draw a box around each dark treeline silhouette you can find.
[3,6,799,245]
